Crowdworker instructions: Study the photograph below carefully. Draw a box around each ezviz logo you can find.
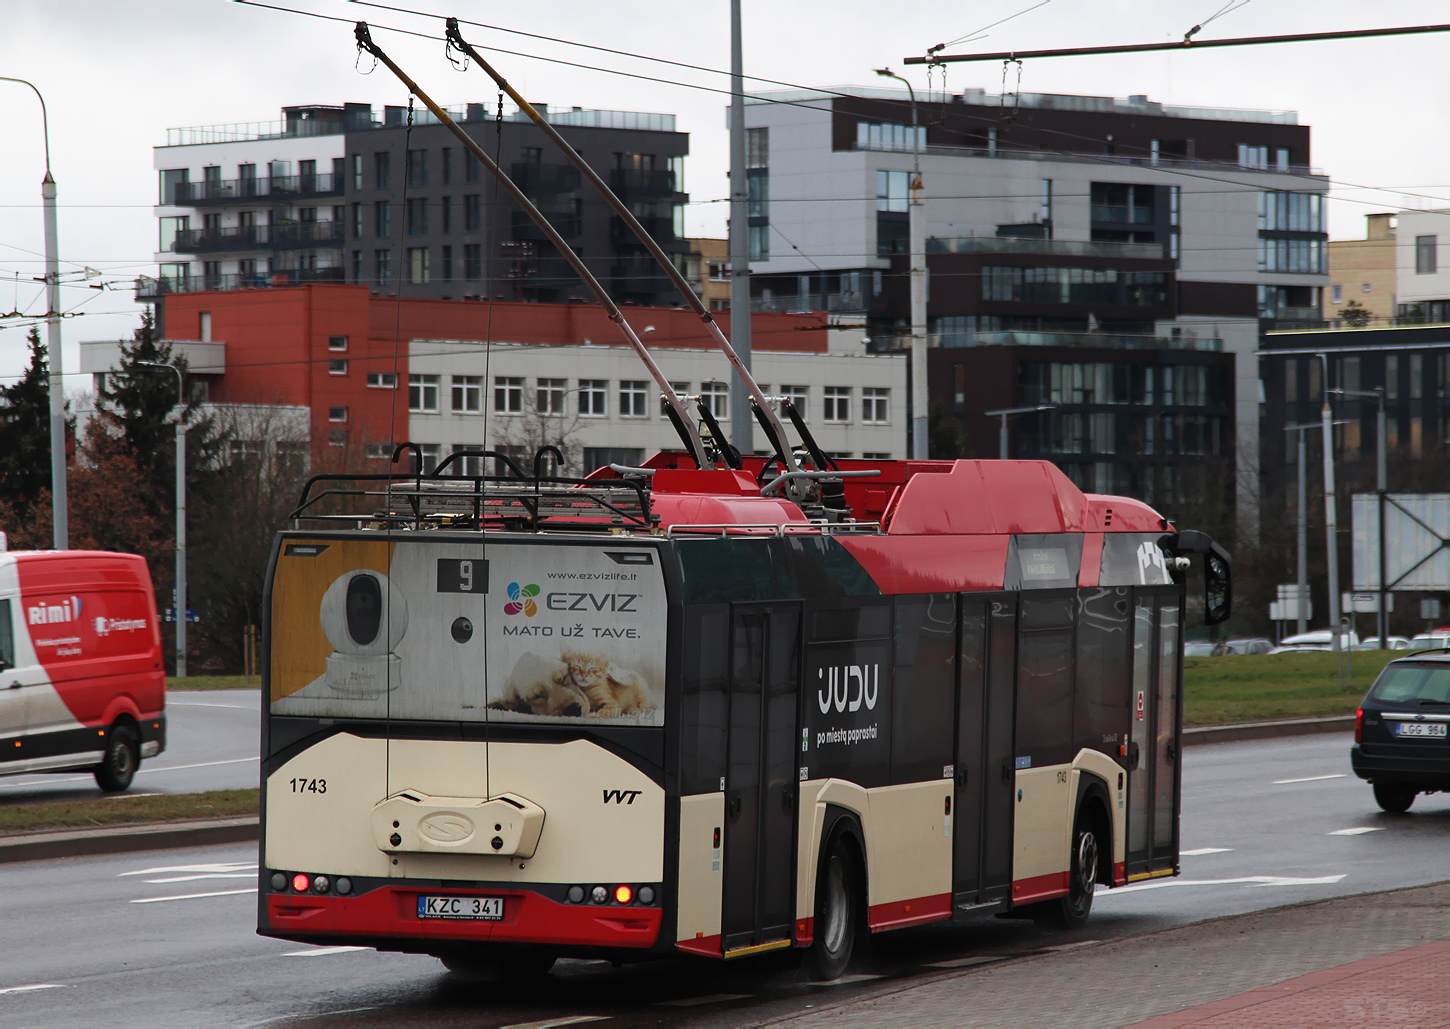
[504,582,540,617]
[816,663,880,714]
[28,596,81,626]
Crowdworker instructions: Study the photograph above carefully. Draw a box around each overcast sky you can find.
[2,0,1448,382]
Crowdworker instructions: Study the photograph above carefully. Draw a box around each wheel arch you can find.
[1073,771,1114,887]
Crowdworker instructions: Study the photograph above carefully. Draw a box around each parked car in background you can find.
[1212,638,1275,656]
[1408,633,1450,652]
[1351,637,1412,651]
[1184,641,1217,657]
[1351,652,1450,812]
[1269,629,1359,654]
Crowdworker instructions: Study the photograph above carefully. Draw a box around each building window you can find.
[747,169,769,218]
[578,379,607,416]
[375,201,391,238]
[328,335,348,351]
[408,247,430,284]
[328,406,348,422]
[374,151,391,189]
[862,387,890,424]
[351,154,363,189]
[367,372,397,389]
[1417,235,1438,275]
[452,374,483,413]
[779,384,808,420]
[440,196,452,234]
[450,444,484,476]
[465,150,481,183]
[365,442,391,460]
[465,195,482,232]
[464,243,482,280]
[329,430,347,447]
[441,245,453,282]
[619,380,649,417]
[708,261,729,282]
[748,224,770,261]
[351,202,363,239]
[746,127,769,168]
[406,149,428,188]
[441,147,452,185]
[583,447,645,473]
[823,386,852,423]
[1258,190,1325,232]
[375,248,392,284]
[329,359,348,375]
[1362,282,1372,293]
[412,443,441,473]
[537,377,566,415]
[854,121,925,151]
[700,380,729,417]
[494,375,524,413]
[660,381,691,418]
[876,170,910,213]
[862,452,891,460]
[1331,284,1342,303]
[409,374,440,413]
[1237,144,1269,169]
[1258,238,1326,274]
[406,197,428,236]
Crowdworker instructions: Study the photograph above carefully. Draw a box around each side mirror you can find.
[1204,545,1232,625]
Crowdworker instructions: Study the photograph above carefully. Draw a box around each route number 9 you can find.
[437,558,487,594]
[459,561,473,591]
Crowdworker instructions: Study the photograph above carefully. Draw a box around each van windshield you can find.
[1370,663,1450,705]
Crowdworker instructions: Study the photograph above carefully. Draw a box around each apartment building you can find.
[1324,213,1397,325]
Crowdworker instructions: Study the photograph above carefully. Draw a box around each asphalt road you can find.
[0,689,260,804]
[1,732,1447,1028]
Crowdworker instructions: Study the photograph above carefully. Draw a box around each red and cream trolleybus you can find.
[257,452,1230,979]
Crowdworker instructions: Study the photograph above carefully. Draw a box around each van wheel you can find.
[806,836,860,981]
[1035,814,1097,930]
[1373,783,1416,813]
[95,724,139,792]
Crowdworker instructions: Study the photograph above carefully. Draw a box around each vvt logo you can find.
[504,582,539,617]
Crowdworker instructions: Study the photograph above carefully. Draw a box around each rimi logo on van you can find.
[28,596,81,625]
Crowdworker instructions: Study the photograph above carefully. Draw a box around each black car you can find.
[1352,652,1450,812]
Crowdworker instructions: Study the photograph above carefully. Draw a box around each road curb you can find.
[1185,714,1355,747]
[0,816,258,864]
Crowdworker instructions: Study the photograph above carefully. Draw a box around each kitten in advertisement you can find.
[560,646,653,717]
[491,652,590,717]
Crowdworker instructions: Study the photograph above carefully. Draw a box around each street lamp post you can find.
[1285,419,1349,637]
[1318,354,1342,652]
[0,76,67,549]
[875,68,928,460]
[1329,386,1389,645]
[137,361,186,678]
[984,405,1056,459]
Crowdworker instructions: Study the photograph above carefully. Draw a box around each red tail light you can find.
[1355,708,1364,743]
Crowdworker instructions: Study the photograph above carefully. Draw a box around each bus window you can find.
[682,606,730,794]
[1016,595,1076,766]
[811,601,890,643]
[1075,587,1131,757]
[891,595,956,783]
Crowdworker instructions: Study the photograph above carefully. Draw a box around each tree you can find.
[1340,299,1372,328]
[492,387,587,475]
[0,326,71,517]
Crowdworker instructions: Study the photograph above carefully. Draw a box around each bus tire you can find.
[95,724,139,793]
[806,833,861,981]
[1035,810,1099,931]
[1373,783,1416,813]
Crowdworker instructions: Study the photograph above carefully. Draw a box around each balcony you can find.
[512,209,580,242]
[169,172,342,206]
[928,329,1223,352]
[272,220,344,250]
[608,168,680,199]
[171,221,343,253]
[137,266,345,298]
[510,163,581,196]
[1090,204,1155,226]
[928,237,1163,260]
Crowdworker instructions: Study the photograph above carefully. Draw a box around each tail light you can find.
[1355,708,1364,743]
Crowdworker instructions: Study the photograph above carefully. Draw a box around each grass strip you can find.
[0,788,259,836]
[169,675,257,691]
[1184,650,1399,725]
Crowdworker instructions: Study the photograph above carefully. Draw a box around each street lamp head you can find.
[874,67,895,78]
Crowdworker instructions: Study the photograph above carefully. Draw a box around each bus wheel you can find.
[440,950,556,979]
[806,836,860,981]
[1373,783,1417,813]
[95,724,139,793]
[1036,814,1097,930]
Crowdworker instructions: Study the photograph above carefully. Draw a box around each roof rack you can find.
[291,455,655,533]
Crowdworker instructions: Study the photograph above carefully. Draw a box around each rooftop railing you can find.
[929,329,1224,352]
[170,173,342,205]
[927,237,1164,260]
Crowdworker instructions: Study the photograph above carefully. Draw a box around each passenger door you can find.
[1125,594,1182,877]
[953,597,1017,911]
[720,604,801,954]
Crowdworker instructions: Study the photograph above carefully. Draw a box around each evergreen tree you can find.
[0,326,69,516]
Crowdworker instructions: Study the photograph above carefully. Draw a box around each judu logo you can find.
[816,663,880,714]
[504,582,539,617]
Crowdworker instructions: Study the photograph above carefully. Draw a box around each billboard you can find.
[1352,493,1450,592]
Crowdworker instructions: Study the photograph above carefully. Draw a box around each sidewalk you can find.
[760,882,1450,1028]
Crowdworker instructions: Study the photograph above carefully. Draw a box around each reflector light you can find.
[638,885,656,905]
[292,873,310,892]
[614,885,633,904]
[270,872,287,892]
[566,885,585,904]
[335,877,352,895]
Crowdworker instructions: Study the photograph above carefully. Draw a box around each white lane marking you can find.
[1180,847,1233,856]
[0,984,67,996]
[166,701,256,710]
[925,955,1001,969]
[245,1006,378,1027]
[814,973,883,986]
[122,862,256,877]
[282,946,368,957]
[138,757,257,775]
[143,873,256,884]
[1042,939,1101,952]
[1274,773,1348,784]
[1329,826,1383,836]
[0,775,91,790]
[1104,874,1347,896]
[499,1018,608,1029]
[131,888,257,904]
[658,994,752,1007]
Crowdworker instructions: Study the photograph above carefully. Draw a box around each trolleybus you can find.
[257,452,1230,979]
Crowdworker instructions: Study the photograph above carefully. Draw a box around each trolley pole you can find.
[727,0,754,452]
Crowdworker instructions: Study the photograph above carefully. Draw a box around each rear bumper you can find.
[1350,743,1450,788]
[139,714,166,758]
[260,884,662,952]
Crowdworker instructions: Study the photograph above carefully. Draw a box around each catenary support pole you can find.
[138,361,185,677]
[1321,355,1341,651]
[1297,427,1309,636]
[728,0,754,452]
[1377,393,1388,646]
